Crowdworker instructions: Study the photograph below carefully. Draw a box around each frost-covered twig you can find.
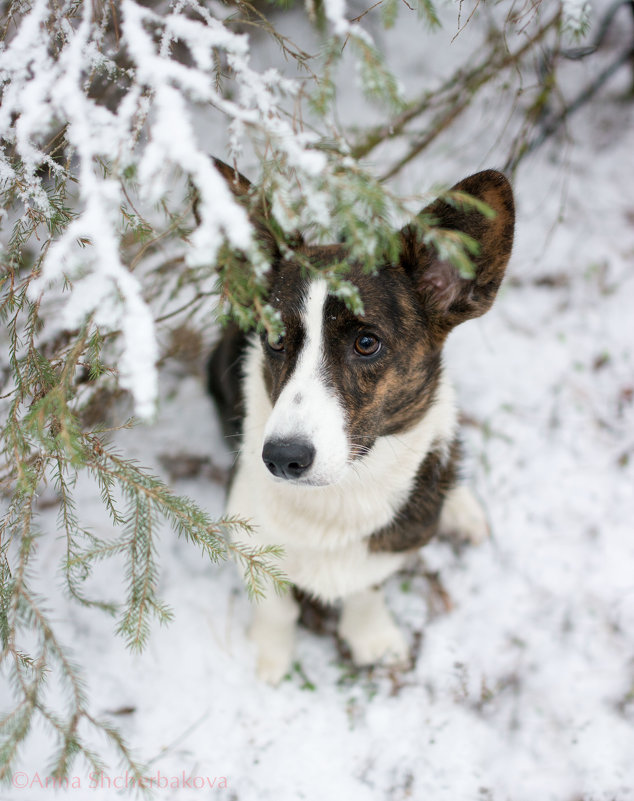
[0,0,408,417]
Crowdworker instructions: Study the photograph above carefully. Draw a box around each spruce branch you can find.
[228,540,289,601]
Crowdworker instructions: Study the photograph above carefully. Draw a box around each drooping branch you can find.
[351,11,561,171]
[505,0,634,170]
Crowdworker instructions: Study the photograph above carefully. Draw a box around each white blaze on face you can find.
[263,279,350,486]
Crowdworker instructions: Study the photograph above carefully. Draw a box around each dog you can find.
[207,160,514,684]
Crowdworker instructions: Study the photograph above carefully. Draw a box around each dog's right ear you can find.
[201,159,302,257]
[211,158,254,204]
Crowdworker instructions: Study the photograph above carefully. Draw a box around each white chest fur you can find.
[227,338,458,602]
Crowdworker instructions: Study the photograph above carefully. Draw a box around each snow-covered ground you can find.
[3,1,634,799]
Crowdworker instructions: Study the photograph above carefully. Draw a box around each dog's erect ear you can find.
[212,158,253,203]
[204,159,303,257]
[400,170,514,332]
[209,159,277,257]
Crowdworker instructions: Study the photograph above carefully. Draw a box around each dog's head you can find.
[216,162,514,487]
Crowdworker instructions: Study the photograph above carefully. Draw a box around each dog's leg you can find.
[338,587,409,667]
[439,485,490,545]
[249,591,299,685]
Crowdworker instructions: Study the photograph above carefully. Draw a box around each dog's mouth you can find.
[267,474,332,488]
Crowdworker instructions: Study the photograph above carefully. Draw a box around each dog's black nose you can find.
[262,440,315,480]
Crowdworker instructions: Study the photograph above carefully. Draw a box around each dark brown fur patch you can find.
[259,265,309,404]
[206,322,248,440]
[317,264,444,453]
[368,439,461,553]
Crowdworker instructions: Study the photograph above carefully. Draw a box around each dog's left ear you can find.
[400,170,514,331]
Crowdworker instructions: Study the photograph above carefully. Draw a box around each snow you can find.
[3,0,634,799]
[2,0,344,420]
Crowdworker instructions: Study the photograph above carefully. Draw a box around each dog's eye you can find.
[267,334,285,353]
[354,333,381,357]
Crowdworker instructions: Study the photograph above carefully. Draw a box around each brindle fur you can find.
[368,440,461,553]
[207,162,514,553]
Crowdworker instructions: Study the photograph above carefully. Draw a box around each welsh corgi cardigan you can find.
[208,161,514,684]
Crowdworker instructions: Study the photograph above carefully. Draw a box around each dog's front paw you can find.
[346,620,410,667]
[254,642,293,685]
[249,623,294,685]
[338,588,410,668]
[248,593,299,685]
[439,485,490,545]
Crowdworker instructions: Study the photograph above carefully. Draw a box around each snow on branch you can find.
[2,0,370,418]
